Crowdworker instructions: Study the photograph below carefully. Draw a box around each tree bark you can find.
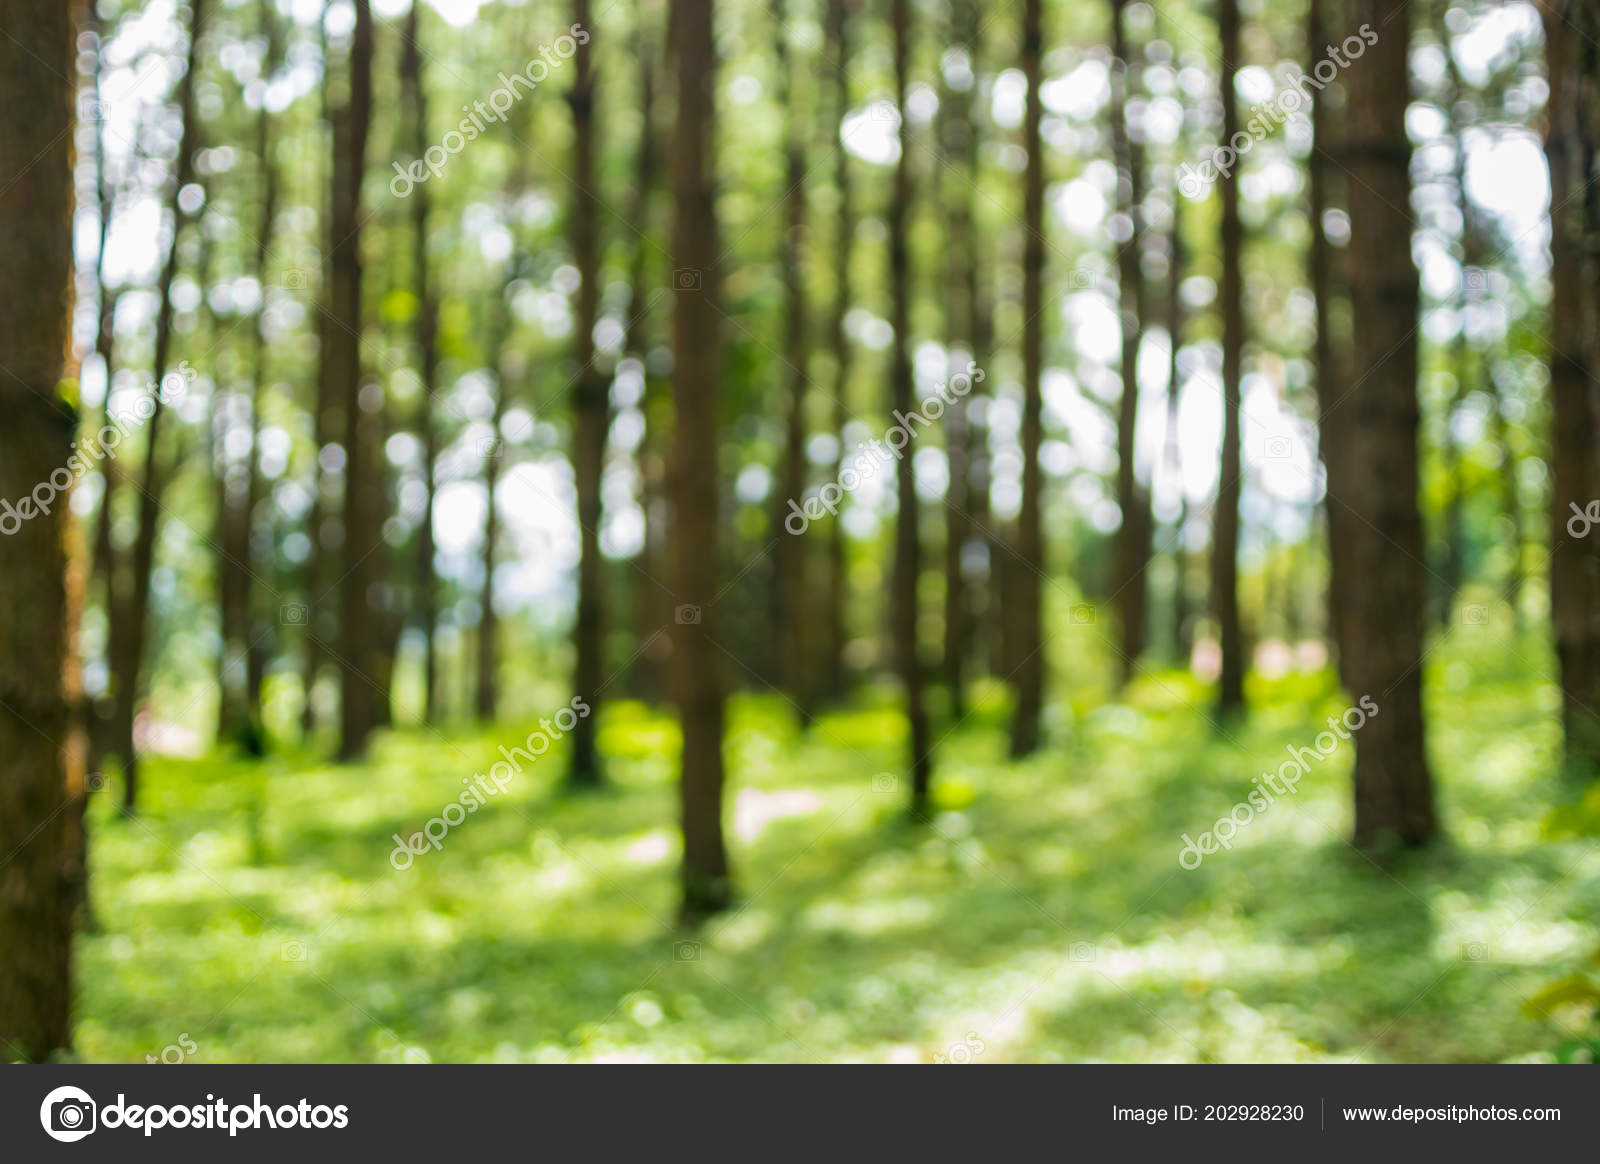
[820,0,857,704]
[334,0,376,760]
[0,0,82,1061]
[890,0,935,798]
[1110,0,1151,685]
[771,0,814,725]
[567,0,608,782]
[1549,0,1600,779]
[1211,0,1245,716]
[671,0,732,918]
[1009,0,1046,760]
[401,1,440,726]
[1341,0,1436,849]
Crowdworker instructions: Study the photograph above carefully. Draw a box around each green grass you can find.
[72,632,1600,1062]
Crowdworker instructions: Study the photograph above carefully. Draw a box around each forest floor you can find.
[75,630,1599,1062]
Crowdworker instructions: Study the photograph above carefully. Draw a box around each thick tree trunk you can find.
[1341,0,1435,849]
[1548,0,1600,779]
[671,0,732,918]
[1009,0,1046,760]
[401,2,440,726]
[334,0,376,760]
[114,0,208,811]
[1211,0,1244,716]
[568,0,607,782]
[890,0,935,799]
[0,0,82,1061]
[1110,0,1150,685]
[771,0,814,725]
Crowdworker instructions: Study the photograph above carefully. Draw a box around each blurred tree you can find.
[567,0,608,781]
[1211,0,1244,716]
[1010,0,1046,761]
[771,0,814,726]
[401,0,441,726]
[335,0,377,759]
[1342,0,1435,848]
[1548,0,1600,779]
[891,0,934,799]
[112,0,208,810]
[671,0,733,917]
[1110,0,1151,685]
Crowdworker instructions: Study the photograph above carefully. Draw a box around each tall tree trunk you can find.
[1307,0,1353,686]
[0,0,82,1062]
[626,26,668,703]
[114,0,208,812]
[890,0,934,799]
[1211,0,1245,716]
[1341,0,1435,849]
[939,0,980,719]
[1541,0,1600,779]
[820,0,857,704]
[671,0,732,918]
[961,0,995,683]
[1009,0,1046,760]
[334,0,376,760]
[475,293,512,723]
[301,2,335,740]
[1163,191,1189,661]
[771,0,814,725]
[401,1,440,726]
[216,0,280,756]
[1110,0,1150,685]
[567,0,608,782]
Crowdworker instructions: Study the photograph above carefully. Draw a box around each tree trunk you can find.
[0,0,82,1061]
[567,0,608,782]
[114,0,208,811]
[890,0,935,799]
[1009,0,1046,760]
[625,27,668,704]
[401,1,440,726]
[939,0,982,719]
[1341,0,1435,849]
[334,0,376,760]
[1211,0,1245,716]
[771,0,814,726]
[1163,188,1189,662]
[820,0,857,704]
[1547,0,1600,779]
[1110,0,1150,685]
[1306,0,1354,687]
[671,0,732,919]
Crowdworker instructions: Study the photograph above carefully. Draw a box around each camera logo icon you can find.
[673,268,703,291]
[40,1085,97,1142]
[675,604,702,625]
[675,940,701,962]
[280,603,309,625]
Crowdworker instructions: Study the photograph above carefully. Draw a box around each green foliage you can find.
[72,641,1592,1063]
